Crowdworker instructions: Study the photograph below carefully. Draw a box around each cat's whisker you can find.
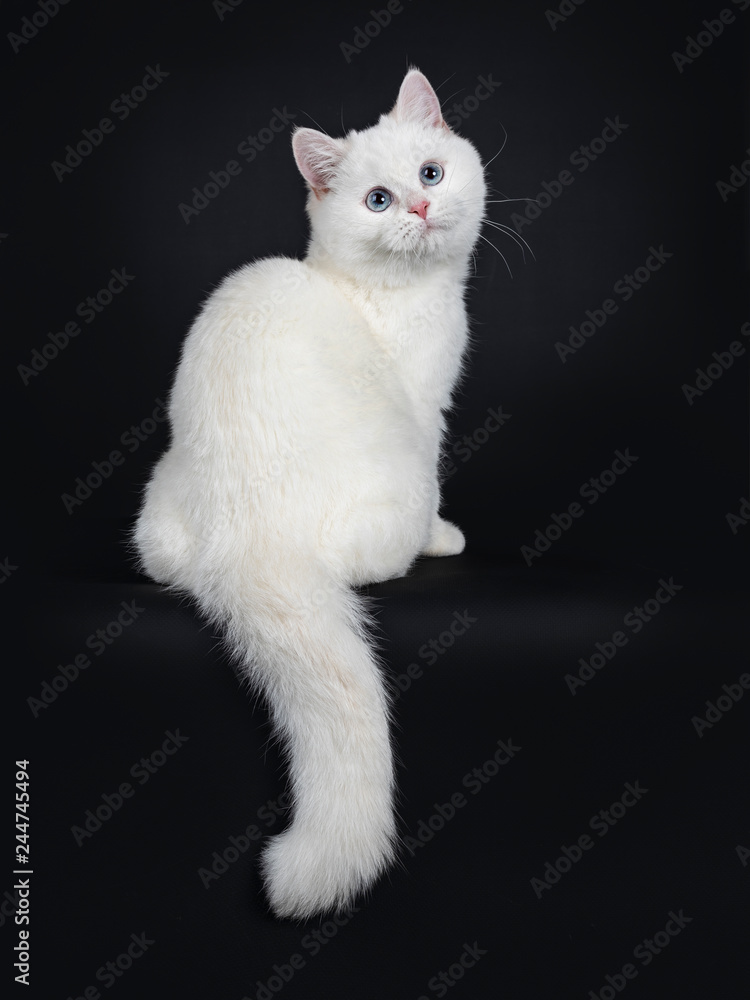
[486,121,508,165]
[484,183,541,208]
[496,224,535,262]
[454,142,506,200]
[452,165,487,199]
[476,231,513,278]
[442,156,460,195]
[456,149,506,202]
[482,222,529,264]
[483,219,536,263]
[452,126,509,204]
[443,85,467,106]
[461,131,508,200]
[435,71,458,98]
[298,110,331,136]
[486,197,540,205]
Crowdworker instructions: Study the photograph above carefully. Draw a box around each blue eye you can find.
[365,188,392,212]
[419,162,443,185]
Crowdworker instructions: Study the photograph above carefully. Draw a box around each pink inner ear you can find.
[394,70,444,128]
[292,128,345,191]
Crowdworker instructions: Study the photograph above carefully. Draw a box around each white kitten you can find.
[132,68,487,919]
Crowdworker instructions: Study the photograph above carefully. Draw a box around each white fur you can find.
[132,69,486,919]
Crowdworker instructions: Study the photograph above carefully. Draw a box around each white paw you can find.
[422,517,465,557]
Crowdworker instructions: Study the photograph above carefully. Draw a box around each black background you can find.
[3,1,749,998]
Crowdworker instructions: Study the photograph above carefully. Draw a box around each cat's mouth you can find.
[386,216,450,261]
[407,217,447,248]
[406,217,441,239]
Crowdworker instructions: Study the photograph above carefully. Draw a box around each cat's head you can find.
[292,69,486,286]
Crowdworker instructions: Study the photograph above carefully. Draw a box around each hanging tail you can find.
[203,560,397,920]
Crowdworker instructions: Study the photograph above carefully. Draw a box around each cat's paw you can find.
[422,516,465,557]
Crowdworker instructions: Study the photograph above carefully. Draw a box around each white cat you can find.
[132,68,487,919]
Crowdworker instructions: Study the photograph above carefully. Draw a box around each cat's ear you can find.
[391,68,446,129]
[292,128,347,195]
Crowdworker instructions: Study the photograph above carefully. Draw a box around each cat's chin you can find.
[380,224,451,263]
[404,217,465,255]
[375,246,447,277]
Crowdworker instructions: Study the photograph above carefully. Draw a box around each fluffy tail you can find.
[204,561,397,920]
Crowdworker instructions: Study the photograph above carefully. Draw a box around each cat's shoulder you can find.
[186,255,359,355]
[213,255,330,306]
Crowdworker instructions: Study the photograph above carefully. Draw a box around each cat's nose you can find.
[408,199,430,220]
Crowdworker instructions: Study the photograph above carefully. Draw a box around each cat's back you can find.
[183,255,357,359]
[171,255,398,436]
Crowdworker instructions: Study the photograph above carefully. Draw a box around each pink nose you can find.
[408,199,430,220]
